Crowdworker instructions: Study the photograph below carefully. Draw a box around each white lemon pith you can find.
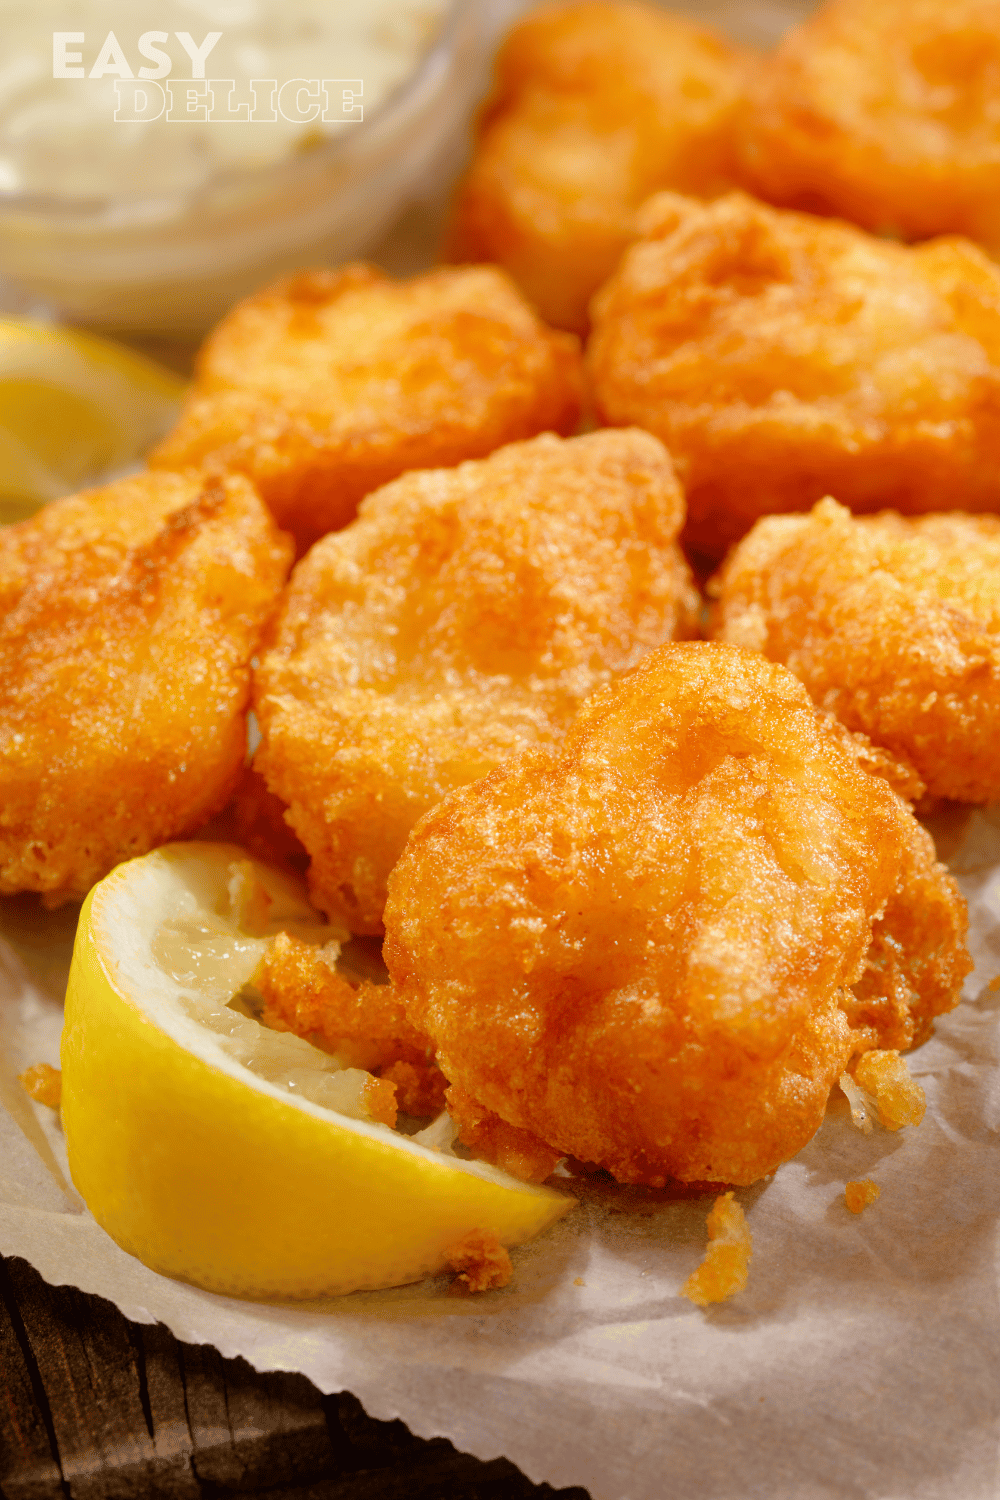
[61,843,571,1300]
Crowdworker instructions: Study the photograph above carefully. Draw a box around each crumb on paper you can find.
[573,1277,586,1287]
[852,1050,926,1131]
[989,975,1000,992]
[18,1063,61,1109]
[446,1229,513,1294]
[845,1179,881,1214]
[681,1192,752,1307]
[361,1074,398,1128]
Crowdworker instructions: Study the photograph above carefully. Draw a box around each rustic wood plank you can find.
[0,1262,65,1500]
[4,1259,195,1499]
[129,1323,200,1496]
[0,1258,593,1500]
[224,1452,591,1500]
[179,1343,340,1492]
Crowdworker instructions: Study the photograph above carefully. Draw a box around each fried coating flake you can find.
[738,0,1000,255]
[851,1050,926,1131]
[384,643,970,1187]
[18,1063,61,1109]
[446,2,751,334]
[254,429,699,932]
[255,930,433,1074]
[844,1179,880,1214]
[445,1228,514,1294]
[0,472,291,904]
[681,1193,752,1306]
[711,498,1000,804]
[588,191,1000,556]
[150,264,583,552]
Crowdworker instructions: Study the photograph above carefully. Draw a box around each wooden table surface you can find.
[0,1254,592,1500]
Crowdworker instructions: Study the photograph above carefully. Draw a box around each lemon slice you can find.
[0,320,185,525]
[61,843,571,1300]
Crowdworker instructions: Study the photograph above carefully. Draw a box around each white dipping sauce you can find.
[0,0,447,200]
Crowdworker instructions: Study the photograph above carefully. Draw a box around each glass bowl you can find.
[0,0,483,334]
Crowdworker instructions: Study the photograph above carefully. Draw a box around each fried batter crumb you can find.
[681,1193,752,1306]
[851,1051,926,1132]
[989,976,1000,993]
[19,1063,61,1108]
[256,930,432,1073]
[380,1059,448,1118]
[446,1085,563,1184]
[573,1277,586,1287]
[845,1179,881,1215]
[446,1228,513,1294]
[360,1075,398,1129]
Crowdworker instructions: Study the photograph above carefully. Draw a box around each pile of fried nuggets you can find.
[5,0,1000,1299]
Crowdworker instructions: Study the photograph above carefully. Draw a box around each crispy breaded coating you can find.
[446,1084,563,1185]
[446,2,751,334]
[738,0,1000,255]
[0,472,291,904]
[255,931,431,1072]
[254,429,699,932]
[681,1193,752,1305]
[711,498,1000,803]
[384,643,970,1187]
[587,191,1000,556]
[18,1063,61,1109]
[445,1228,514,1293]
[851,1050,926,1131]
[150,264,583,552]
[844,1179,880,1214]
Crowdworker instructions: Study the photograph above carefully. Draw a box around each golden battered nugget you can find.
[739,0,1000,254]
[0,472,291,903]
[447,2,751,335]
[384,643,969,1187]
[588,191,1000,557]
[712,499,1000,804]
[151,264,583,552]
[254,429,699,933]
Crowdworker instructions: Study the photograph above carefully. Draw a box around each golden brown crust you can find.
[255,931,429,1070]
[587,191,1000,556]
[151,265,583,552]
[711,498,1000,802]
[738,0,1000,253]
[0,471,291,903]
[384,642,970,1187]
[446,1,752,334]
[253,429,699,932]
[680,1193,752,1305]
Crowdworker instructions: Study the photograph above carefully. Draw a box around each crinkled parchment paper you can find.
[2,808,999,1500]
[3,5,1000,1496]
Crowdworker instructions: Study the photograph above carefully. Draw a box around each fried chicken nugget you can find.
[254,429,699,933]
[738,0,1000,255]
[0,471,291,903]
[447,2,752,335]
[150,264,583,552]
[711,497,1000,805]
[588,191,1000,557]
[383,643,970,1187]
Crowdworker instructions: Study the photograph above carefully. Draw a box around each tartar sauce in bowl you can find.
[0,0,480,331]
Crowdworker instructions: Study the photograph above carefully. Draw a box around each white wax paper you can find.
[2,807,999,1500]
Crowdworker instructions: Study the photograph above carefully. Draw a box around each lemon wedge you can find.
[60,843,571,1300]
[0,320,185,525]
